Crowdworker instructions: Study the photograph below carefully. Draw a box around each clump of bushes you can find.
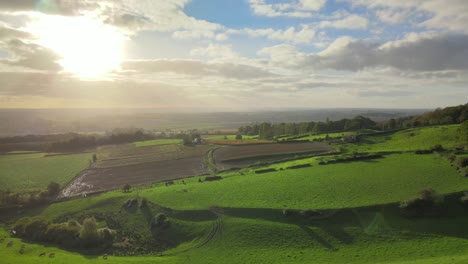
[12,216,114,249]
[457,157,468,168]
[286,164,311,170]
[205,176,222,181]
[255,168,276,174]
[400,189,445,217]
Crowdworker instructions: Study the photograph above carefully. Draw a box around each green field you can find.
[140,153,464,210]
[134,139,182,147]
[0,152,91,192]
[345,125,461,153]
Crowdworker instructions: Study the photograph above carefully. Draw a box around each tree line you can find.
[239,116,377,139]
[238,103,468,139]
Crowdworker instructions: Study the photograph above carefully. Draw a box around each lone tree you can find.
[122,184,131,193]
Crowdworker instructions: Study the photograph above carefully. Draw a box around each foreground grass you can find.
[0,152,91,192]
[4,210,468,264]
[140,153,465,210]
[135,139,182,148]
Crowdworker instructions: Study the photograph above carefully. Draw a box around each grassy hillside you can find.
[140,153,465,210]
[345,125,461,153]
[0,152,91,192]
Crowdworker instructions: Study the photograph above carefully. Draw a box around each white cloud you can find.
[248,0,327,18]
[318,14,369,30]
[341,0,468,32]
[190,44,239,60]
[230,25,316,44]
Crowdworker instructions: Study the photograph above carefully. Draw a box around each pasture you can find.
[345,125,461,153]
[141,153,464,210]
[0,152,91,192]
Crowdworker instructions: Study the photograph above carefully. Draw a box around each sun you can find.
[29,15,124,79]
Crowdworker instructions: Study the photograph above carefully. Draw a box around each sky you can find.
[0,0,467,111]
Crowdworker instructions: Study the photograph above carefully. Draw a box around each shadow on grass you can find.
[299,225,336,251]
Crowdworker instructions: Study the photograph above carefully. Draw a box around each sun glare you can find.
[29,15,124,79]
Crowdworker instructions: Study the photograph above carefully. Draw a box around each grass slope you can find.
[0,152,91,192]
[140,153,465,210]
[345,125,461,153]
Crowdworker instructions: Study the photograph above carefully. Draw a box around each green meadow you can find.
[0,152,91,192]
[345,125,461,153]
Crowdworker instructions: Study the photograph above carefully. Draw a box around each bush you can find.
[45,223,80,246]
[205,176,222,181]
[286,164,311,170]
[24,216,49,240]
[47,182,61,197]
[13,217,31,236]
[254,168,276,174]
[235,134,242,140]
[431,144,444,152]
[152,213,169,229]
[98,228,115,246]
[79,217,99,247]
[457,157,468,168]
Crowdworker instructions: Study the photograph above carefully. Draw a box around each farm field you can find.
[0,152,91,192]
[135,139,182,147]
[213,142,335,169]
[62,144,214,196]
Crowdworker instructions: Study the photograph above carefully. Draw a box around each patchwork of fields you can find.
[1,125,468,264]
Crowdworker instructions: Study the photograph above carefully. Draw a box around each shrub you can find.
[235,134,242,140]
[152,213,170,229]
[79,217,99,247]
[286,164,311,170]
[13,217,31,236]
[45,223,80,246]
[140,197,148,208]
[98,228,115,247]
[254,168,276,174]
[457,157,468,168]
[431,144,444,152]
[205,176,222,181]
[47,182,61,197]
[122,184,131,193]
[24,216,49,240]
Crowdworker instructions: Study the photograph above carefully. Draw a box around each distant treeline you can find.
[379,103,468,130]
[239,103,468,139]
[239,116,377,139]
[0,128,193,152]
